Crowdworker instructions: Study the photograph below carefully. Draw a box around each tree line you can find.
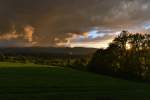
[88,31,150,81]
[0,47,91,70]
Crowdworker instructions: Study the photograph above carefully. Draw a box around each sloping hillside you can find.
[0,62,150,100]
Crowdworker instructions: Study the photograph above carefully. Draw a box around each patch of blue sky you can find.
[88,30,105,39]
[77,30,105,40]
[144,23,150,30]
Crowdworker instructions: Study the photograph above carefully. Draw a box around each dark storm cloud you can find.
[0,0,150,47]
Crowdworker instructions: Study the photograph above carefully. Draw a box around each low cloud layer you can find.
[0,25,36,47]
[0,0,150,48]
[0,32,19,40]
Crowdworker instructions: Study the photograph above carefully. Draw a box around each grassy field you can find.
[0,62,150,100]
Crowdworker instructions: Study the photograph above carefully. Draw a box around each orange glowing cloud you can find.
[0,25,37,46]
[24,25,34,42]
[0,31,20,40]
[82,32,89,38]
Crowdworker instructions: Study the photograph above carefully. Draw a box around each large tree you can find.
[88,31,150,80]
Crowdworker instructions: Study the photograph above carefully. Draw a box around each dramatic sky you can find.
[0,0,150,48]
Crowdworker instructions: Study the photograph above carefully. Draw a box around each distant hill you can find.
[0,47,97,57]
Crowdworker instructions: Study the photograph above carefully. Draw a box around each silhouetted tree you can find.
[88,31,150,80]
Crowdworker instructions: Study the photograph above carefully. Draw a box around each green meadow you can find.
[0,62,150,100]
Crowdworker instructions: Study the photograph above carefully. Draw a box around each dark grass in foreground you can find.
[0,62,150,100]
